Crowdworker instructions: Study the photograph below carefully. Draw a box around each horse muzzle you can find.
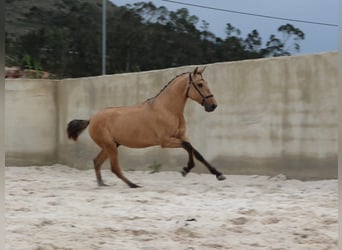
[204,103,217,112]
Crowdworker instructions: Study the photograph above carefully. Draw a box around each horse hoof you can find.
[129,183,141,188]
[98,182,108,186]
[181,167,189,177]
[216,175,226,181]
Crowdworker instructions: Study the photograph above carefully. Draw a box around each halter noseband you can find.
[185,73,214,106]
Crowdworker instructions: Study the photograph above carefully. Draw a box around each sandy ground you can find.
[5,164,337,250]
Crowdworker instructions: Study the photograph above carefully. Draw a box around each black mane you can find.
[145,72,189,103]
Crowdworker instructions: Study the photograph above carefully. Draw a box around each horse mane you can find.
[145,72,189,103]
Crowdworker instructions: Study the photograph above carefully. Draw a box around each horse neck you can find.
[154,74,188,115]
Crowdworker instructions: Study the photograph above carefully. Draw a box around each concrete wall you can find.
[5,52,338,179]
[5,79,58,165]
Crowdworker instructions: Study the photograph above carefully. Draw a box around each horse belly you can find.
[110,111,159,148]
[114,124,158,148]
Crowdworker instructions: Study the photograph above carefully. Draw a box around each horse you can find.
[67,67,226,188]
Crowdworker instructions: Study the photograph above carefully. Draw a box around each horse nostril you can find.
[212,104,217,110]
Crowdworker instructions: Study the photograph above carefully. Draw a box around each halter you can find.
[185,73,214,106]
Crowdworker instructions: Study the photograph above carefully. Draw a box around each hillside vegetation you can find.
[5,0,305,78]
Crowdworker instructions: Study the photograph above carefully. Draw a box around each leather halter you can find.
[185,73,214,106]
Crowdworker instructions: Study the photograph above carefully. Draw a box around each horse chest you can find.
[164,118,184,137]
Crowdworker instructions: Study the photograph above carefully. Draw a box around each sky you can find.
[111,0,339,55]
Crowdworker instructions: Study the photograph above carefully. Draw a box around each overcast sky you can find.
[111,0,339,55]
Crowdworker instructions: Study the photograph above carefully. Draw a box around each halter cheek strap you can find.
[186,73,214,106]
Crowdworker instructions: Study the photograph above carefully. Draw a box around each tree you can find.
[263,23,305,57]
[243,29,263,58]
[5,1,306,77]
[216,23,248,61]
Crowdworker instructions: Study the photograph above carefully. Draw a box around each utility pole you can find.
[102,0,106,75]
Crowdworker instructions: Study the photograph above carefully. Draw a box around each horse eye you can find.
[197,83,203,88]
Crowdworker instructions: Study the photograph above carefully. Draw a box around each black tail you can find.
[67,119,90,141]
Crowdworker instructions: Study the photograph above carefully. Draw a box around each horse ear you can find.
[193,66,206,75]
[193,67,199,75]
[199,66,206,74]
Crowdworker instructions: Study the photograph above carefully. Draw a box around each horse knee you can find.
[181,141,193,151]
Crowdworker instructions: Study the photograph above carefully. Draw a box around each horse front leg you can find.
[160,137,195,176]
[180,141,195,177]
[181,141,226,181]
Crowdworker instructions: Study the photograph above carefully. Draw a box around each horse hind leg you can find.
[93,149,108,186]
[103,142,140,188]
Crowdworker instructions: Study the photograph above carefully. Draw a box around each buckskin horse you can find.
[67,67,226,188]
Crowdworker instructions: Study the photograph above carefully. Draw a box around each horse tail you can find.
[67,119,90,141]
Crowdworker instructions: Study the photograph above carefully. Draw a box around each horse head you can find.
[186,67,217,112]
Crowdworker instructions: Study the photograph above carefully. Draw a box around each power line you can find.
[161,0,338,27]
[102,0,106,75]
